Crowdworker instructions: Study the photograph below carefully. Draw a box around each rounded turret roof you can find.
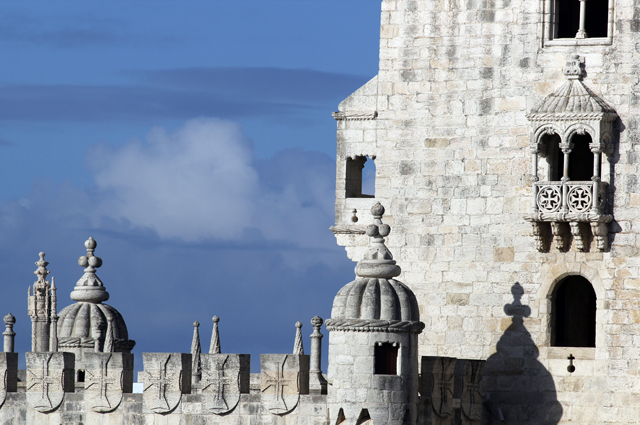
[56,237,135,351]
[328,203,422,328]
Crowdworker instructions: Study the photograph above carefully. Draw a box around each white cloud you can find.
[89,118,259,241]
[85,117,337,249]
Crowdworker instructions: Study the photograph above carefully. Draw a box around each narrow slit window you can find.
[374,342,398,375]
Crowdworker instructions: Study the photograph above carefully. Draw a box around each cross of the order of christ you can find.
[201,355,234,410]
[144,355,180,411]
[27,355,58,408]
[263,357,294,410]
[85,355,120,409]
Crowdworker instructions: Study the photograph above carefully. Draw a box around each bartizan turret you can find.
[326,202,424,425]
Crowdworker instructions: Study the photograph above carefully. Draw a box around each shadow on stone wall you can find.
[484,283,562,425]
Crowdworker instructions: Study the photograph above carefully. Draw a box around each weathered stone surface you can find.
[0,353,17,408]
[141,352,191,414]
[260,354,309,415]
[84,352,134,413]
[200,353,250,414]
[25,352,74,413]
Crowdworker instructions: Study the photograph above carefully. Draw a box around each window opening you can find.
[77,370,85,382]
[346,155,376,198]
[541,133,563,181]
[552,275,596,347]
[374,342,398,375]
[551,0,609,40]
[568,134,594,181]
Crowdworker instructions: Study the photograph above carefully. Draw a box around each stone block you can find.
[260,353,309,415]
[141,352,191,414]
[200,353,250,414]
[0,353,17,408]
[26,352,75,413]
[84,352,134,413]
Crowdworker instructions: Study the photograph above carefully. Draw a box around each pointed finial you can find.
[293,321,304,355]
[34,252,50,283]
[209,316,221,354]
[191,321,202,382]
[354,203,401,279]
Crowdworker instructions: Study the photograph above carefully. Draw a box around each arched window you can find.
[568,133,595,181]
[552,276,596,347]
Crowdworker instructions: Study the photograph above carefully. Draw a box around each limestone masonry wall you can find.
[333,0,640,423]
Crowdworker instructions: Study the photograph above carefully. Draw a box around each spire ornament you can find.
[191,321,202,383]
[70,237,110,303]
[354,202,401,279]
[209,316,221,354]
[293,321,304,355]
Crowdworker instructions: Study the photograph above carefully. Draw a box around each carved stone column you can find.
[309,316,327,395]
[3,314,15,353]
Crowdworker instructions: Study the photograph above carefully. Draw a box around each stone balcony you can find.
[524,180,612,252]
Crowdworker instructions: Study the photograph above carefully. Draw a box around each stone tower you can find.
[331,0,640,423]
[326,202,424,425]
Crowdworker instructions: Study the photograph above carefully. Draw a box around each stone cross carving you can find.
[142,353,191,414]
[26,352,74,413]
[84,352,133,413]
[421,356,456,418]
[261,354,309,416]
[461,360,484,421]
[200,353,249,414]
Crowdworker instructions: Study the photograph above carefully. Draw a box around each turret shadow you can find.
[484,283,562,425]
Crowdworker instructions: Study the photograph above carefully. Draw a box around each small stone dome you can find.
[57,302,130,341]
[331,277,420,321]
[329,203,422,325]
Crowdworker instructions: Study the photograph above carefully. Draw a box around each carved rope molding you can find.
[325,318,425,334]
[332,111,378,121]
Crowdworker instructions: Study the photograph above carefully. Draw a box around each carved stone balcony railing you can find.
[524,181,612,252]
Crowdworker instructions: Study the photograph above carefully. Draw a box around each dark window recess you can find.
[557,0,580,38]
[77,370,85,382]
[356,409,372,425]
[585,0,608,37]
[568,134,594,181]
[556,0,608,38]
[543,133,563,181]
[374,342,398,375]
[552,275,597,347]
[346,156,376,198]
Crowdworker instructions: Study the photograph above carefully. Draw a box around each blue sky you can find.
[0,0,381,371]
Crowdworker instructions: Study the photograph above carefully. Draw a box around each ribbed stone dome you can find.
[331,277,420,321]
[328,203,423,328]
[57,302,129,340]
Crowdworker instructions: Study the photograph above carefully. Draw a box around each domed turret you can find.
[56,238,135,375]
[326,203,424,425]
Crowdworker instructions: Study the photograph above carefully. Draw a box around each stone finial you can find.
[354,203,401,279]
[293,321,304,355]
[3,313,16,353]
[34,252,50,283]
[311,315,323,330]
[563,54,585,81]
[71,237,109,303]
[191,321,202,382]
[78,236,103,273]
[209,316,221,354]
